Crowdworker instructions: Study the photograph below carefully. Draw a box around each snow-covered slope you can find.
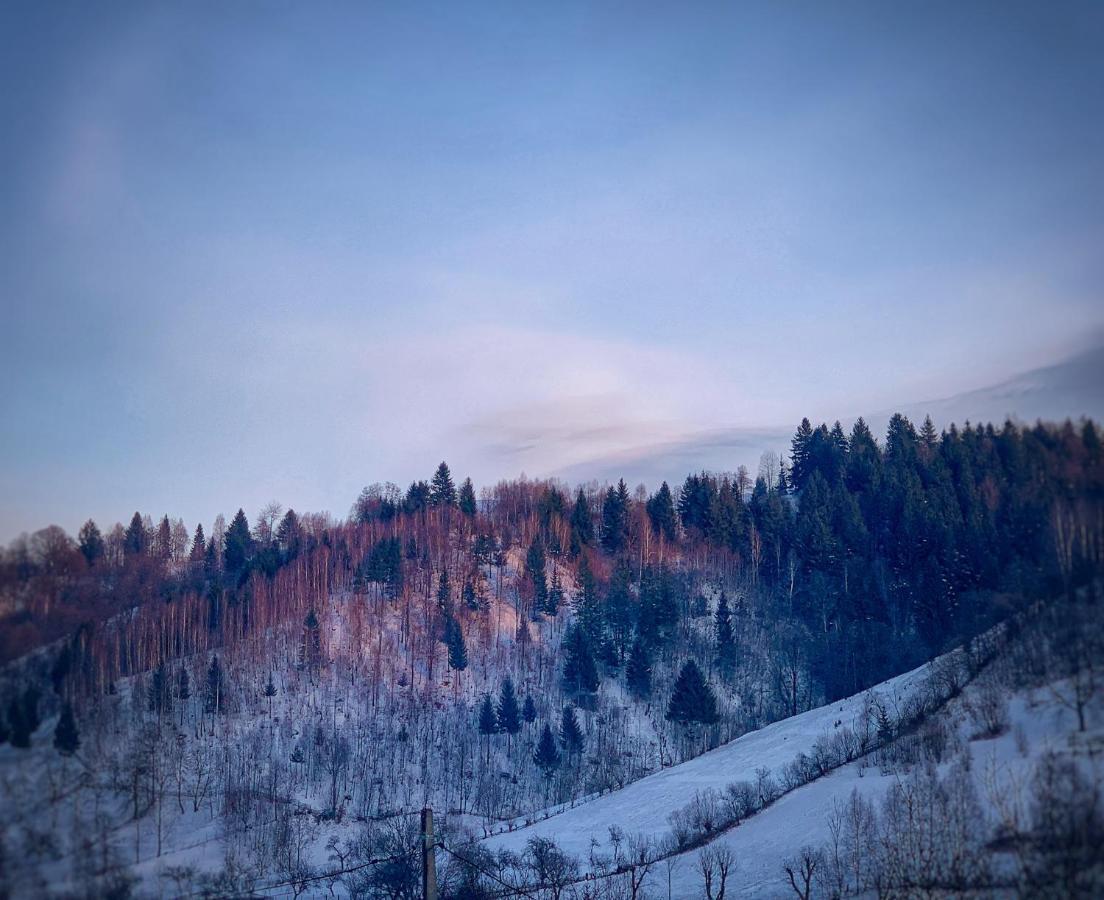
[484,661,932,859]
[486,666,1098,900]
[682,680,1095,898]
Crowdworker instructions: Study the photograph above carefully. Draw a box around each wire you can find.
[436,841,542,900]
[182,847,412,898]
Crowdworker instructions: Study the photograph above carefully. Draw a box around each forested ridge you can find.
[0,413,1101,896]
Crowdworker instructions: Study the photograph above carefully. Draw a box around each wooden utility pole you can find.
[421,807,437,900]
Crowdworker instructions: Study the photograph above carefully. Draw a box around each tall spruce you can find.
[77,520,104,566]
[223,509,253,576]
[497,677,521,737]
[560,704,584,756]
[534,723,560,775]
[666,659,718,726]
[430,462,457,507]
[458,477,477,517]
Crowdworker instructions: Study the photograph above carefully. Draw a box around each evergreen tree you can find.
[600,486,624,553]
[446,618,468,672]
[546,569,564,617]
[666,660,719,726]
[223,509,253,576]
[478,694,498,736]
[148,662,171,717]
[263,674,277,716]
[497,677,521,736]
[462,580,479,611]
[205,655,225,715]
[276,509,302,559]
[300,608,322,671]
[534,723,560,775]
[6,687,39,749]
[53,702,79,756]
[790,418,814,491]
[626,637,652,698]
[77,520,104,566]
[437,568,451,613]
[570,488,594,552]
[124,512,147,558]
[522,694,537,723]
[189,524,206,562]
[715,592,736,674]
[646,481,678,541]
[458,477,477,517]
[560,704,584,756]
[156,515,173,560]
[562,624,599,695]
[430,462,457,507]
[404,481,431,514]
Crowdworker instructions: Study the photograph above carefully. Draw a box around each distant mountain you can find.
[554,344,1104,488]
[882,342,1104,433]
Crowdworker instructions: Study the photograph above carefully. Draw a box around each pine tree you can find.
[300,609,322,671]
[601,483,628,554]
[223,509,253,576]
[156,515,173,560]
[53,702,80,756]
[437,568,451,613]
[562,624,599,695]
[715,592,736,674]
[189,524,206,562]
[546,570,564,617]
[276,509,302,559]
[497,677,521,737]
[522,694,537,723]
[458,477,477,517]
[430,462,457,507]
[124,512,147,558]
[560,704,585,756]
[534,723,560,775]
[570,488,594,555]
[205,655,225,715]
[462,580,479,611]
[263,674,277,717]
[404,481,430,514]
[478,694,498,736]
[626,637,652,698]
[790,418,814,491]
[646,482,678,541]
[148,662,171,717]
[446,618,468,672]
[666,660,719,726]
[77,520,104,566]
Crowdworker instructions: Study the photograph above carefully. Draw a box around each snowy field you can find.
[485,668,1098,899]
[484,662,930,859]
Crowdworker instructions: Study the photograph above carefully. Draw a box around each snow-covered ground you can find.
[485,667,1100,899]
[484,660,931,858]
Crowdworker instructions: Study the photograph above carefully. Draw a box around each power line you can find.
[182,847,412,898]
[436,841,542,900]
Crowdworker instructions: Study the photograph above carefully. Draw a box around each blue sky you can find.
[2,1,1103,540]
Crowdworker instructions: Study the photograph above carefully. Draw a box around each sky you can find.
[1,1,1103,542]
